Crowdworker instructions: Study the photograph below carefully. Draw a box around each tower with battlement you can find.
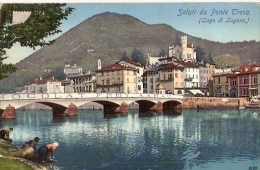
[168,35,196,62]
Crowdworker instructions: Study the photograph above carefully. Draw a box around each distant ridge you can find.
[1,12,259,92]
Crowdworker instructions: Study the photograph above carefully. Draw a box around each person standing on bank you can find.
[37,142,59,162]
[0,128,13,141]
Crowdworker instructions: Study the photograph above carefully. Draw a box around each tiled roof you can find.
[158,56,174,61]
[96,63,136,72]
[233,63,260,73]
[175,61,199,67]
[119,60,143,67]
[25,77,60,85]
[147,65,161,72]
[160,63,184,70]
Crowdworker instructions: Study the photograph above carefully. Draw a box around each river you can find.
[1,108,259,170]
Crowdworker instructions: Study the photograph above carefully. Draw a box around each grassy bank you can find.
[0,140,46,170]
[0,157,34,170]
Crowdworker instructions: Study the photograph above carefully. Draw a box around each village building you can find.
[24,76,62,93]
[62,71,96,93]
[64,64,83,76]
[95,60,139,93]
[212,72,231,97]
[197,61,216,88]
[118,60,144,93]
[145,66,160,94]
[228,63,260,98]
[144,56,185,95]
[145,53,161,70]
[158,63,185,94]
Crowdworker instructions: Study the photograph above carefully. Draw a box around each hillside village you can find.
[22,35,260,101]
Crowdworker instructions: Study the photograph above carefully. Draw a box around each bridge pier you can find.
[115,102,128,113]
[0,104,16,119]
[64,103,78,116]
[150,101,163,111]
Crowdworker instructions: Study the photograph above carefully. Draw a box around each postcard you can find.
[0,2,259,170]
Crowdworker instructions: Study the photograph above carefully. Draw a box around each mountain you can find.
[1,12,260,93]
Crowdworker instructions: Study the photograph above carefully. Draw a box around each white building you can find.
[198,62,216,88]
[24,76,62,93]
[173,60,200,88]
[169,35,196,62]
[145,53,162,70]
[62,71,96,93]
[64,64,83,76]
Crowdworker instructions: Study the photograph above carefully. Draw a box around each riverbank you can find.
[0,139,47,170]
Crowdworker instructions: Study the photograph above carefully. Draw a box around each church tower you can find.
[181,35,187,48]
[97,59,101,70]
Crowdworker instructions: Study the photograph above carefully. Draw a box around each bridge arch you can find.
[135,100,157,112]
[93,100,120,115]
[37,102,67,117]
[163,100,182,110]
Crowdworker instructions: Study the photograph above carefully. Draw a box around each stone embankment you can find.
[180,97,249,109]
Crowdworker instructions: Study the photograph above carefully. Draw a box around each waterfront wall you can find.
[179,97,248,109]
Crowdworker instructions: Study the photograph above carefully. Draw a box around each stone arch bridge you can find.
[0,93,183,118]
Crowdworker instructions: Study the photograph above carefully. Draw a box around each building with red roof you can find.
[24,76,62,93]
[117,60,144,93]
[95,61,139,93]
[228,63,260,98]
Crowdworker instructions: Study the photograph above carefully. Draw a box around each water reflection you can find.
[0,108,259,170]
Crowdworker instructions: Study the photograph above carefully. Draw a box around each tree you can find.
[131,48,146,65]
[208,52,215,63]
[174,34,181,44]
[0,3,74,80]
[0,56,17,80]
[195,46,206,62]
[158,49,168,57]
[121,51,129,60]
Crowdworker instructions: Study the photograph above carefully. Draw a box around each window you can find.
[243,77,247,84]
[175,73,178,78]
[252,77,257,84]
[168,74,172,80]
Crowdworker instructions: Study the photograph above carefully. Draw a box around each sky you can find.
[3,2,260,64]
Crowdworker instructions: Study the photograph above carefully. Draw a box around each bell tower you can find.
[97,59,101,70]
[181,35,187,48]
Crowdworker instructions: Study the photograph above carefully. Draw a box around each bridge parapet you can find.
[0,93,183,101]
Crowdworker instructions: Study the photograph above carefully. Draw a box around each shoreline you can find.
[0,140,47,170]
